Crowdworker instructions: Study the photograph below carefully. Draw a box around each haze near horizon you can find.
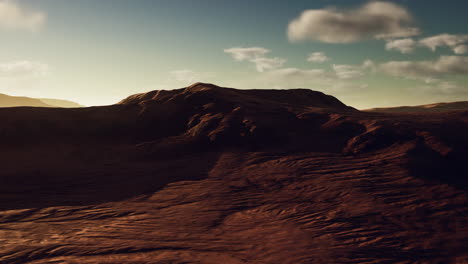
[1,0,467,108]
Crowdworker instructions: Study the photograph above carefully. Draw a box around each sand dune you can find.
[0,83,466,263]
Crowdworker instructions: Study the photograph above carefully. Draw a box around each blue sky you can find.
[0,0,467,108]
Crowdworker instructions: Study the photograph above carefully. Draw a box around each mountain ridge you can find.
[365,101,468,113]
[0,93,84,108]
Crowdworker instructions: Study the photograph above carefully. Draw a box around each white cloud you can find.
[419,34,468,54]
[0,0,46,31]
[379,56,468,81]
[223,47,270,61]
[264,60,373,85]
[385,38,416,54]
[362,59,376,70]
[307,52,330,63]
[383,34,468,54]
[224,46,285,72]
[0,61,49,77]
[453,45,468,55]
[287,1,420,43]
[332,60,375,79]
[250,57,285,72]
[224,46,374,90]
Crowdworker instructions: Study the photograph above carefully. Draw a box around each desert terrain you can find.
[0,83,466,264]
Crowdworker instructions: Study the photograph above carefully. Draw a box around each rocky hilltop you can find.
[0,83,466,264]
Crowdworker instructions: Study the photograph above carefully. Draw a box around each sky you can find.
[0,0,467,109]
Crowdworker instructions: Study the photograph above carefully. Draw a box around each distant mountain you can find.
[0,93,83,108]
[39,98,84,108]
[0,93,52,107]
[365,101,468,113]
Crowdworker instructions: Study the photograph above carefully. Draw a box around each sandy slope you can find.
[0,83,466,264]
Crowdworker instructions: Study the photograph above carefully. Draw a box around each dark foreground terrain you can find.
[0,83,467,264]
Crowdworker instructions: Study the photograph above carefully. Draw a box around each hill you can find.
[39,98,84,108]
[0,83,466,264]
[0,93,83,108]
[365,101,468,113]
[0,93,52,107]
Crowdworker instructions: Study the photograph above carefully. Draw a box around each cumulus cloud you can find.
[307,52,330,63]
[453,45,468,55]
[287,1,420,43]
[384,34,468,54]
[0,0,46,31]
[379,56,468,81]
[332,60,375,80]
[223,47,270,61]
[419,34,468,54]
[0,61,49,77]
[385,38,416,54]
[224,47,285,72]
[225,46,375,89]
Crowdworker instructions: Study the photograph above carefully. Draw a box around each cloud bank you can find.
[288,1,420,43]
[384,34,468,54]
[0,0,46,31]
[419,34,468,54]
[379,56,468,81]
